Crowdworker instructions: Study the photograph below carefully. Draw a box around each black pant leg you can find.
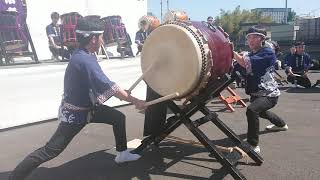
[246,96,277,146]
[287,74,296,84]
[296,76,312,88]
[49,46,59,57]
[259,97,286,127]
[90,105,127,152]
[136,45,143,55]
[9,122,84,180]
[287,72,312,88]
[143,85,168,137]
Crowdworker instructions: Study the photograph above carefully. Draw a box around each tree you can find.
[214,6,272,42]
[287,10,296,22]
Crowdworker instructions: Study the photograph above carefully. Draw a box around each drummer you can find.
[134,20,149,56]
[10,18,145,180]
[233,26,288,154]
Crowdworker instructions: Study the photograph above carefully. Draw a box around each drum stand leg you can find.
[169,103,247,180]
[0,44,5,65]
[199,107,263,165]
[0,40,9,65]
[133,75,263,180]
[24,23,39,63]
[100,45,109,59]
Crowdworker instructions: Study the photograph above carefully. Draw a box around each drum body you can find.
[101,15,127,47]
[163,10,189,23]
[61,12,82,48]
[84,15,101,22]
[0,11,27,52]
[141,21,233,99]
[138,15,160,31]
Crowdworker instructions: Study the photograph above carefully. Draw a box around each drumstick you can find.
[293,73,301,77]
[145,92,180,106]
[94,52,99,60]
[128,64,153,93]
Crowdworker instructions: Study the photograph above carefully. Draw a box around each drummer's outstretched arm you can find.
[233,51,246,68]
[114,88,145,110]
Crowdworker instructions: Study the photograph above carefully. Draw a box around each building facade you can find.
[296,17,320,41]
[253,8,291,24]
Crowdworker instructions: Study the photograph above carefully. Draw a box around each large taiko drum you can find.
[141,21,233,99]
[0,11,27,52]
[163,10,189,23]
[83,15,101,22]
[61,12,83,48]
[138,15,160,31]
[101,15,127,47]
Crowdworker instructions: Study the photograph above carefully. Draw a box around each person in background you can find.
[284,45,296,68]
[46,12,70,61]
[207,16,214,26]
[134,20,149,56]
[285,41,312,88]
[117,31,134,58]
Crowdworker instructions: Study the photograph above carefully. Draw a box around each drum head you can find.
[141,24,203,98]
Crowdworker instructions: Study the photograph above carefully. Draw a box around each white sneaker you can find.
[266,124,288,131]
[114,150,141,164]
[252,145,261,154]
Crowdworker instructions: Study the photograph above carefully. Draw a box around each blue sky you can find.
[147,0,320,21]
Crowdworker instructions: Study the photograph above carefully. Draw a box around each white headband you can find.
[246,32,266,38]
[75,30,104,37]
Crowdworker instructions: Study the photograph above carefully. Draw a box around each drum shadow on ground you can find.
[0,172,10,180]
[0,137,274,180]
[210,129,284,147]
[0,146,220,180]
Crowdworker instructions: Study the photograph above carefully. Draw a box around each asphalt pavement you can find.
[0,70,319,180]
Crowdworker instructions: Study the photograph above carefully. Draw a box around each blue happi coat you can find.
[58,49,120,124]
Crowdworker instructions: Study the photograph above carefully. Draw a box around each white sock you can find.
[115,150,141,163]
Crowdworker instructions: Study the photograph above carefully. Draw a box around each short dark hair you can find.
[294,41,304,46]
[246,26,267,38]
[140,20,147,26]
[207,16,213,20]
[76,18,104,47]
[51,12,59,19]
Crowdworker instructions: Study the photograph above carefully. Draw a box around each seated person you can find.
[117,31,134,57]
[135,20,149,56]
[46,12,70,60]
[285,41,312,88]
[284,45,296,68]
